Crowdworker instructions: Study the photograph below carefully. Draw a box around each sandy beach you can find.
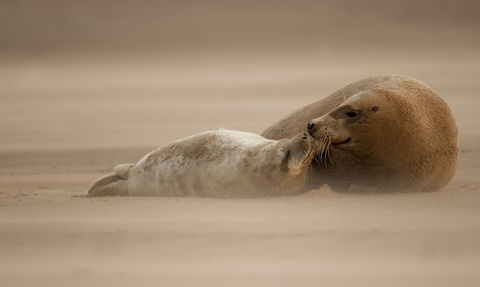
[1,1,480,286]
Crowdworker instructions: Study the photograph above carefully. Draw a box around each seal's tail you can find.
[83,163,134,196]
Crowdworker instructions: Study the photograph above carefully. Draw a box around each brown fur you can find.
[262,74,459,192]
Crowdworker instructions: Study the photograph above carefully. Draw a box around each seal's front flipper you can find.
[84,173,126,196]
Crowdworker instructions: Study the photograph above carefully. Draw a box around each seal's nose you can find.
[302,132,308,139]
[307,121,315,133]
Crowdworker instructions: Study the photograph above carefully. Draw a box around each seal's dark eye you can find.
[371,106,379,113]
[346,111,358,118]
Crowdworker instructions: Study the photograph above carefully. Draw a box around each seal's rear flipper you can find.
[84,173,126,196]
[114,163,133,179]
[84,163,134,196]
[84,173,121,196]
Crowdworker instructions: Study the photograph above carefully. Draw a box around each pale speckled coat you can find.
[86,130,315,198]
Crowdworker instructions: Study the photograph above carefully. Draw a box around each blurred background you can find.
[1,0,479,150]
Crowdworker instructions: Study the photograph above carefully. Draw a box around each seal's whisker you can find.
[324,140,330,167]
[313,136,333,167]
[327,149,332,164]
[321,138,327,167]
[326,139,333,164]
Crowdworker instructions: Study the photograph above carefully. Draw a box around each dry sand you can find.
[1,1,480,286]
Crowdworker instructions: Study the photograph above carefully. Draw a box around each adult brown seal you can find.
[262,74,458,192]
[85,129,318,198]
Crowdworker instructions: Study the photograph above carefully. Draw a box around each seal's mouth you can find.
[332,138,351,146]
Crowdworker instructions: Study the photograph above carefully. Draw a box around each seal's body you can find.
[262,75,458,192]
[86,130,316,198]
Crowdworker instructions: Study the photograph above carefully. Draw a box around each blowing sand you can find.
[1,1,480,286]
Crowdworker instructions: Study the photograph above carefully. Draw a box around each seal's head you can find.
[281,132,316,174]
[250,132,317,195]
[307,91,386,159]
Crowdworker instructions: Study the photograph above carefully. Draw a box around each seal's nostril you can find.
[307,122,315,133]
[302,132,308,139]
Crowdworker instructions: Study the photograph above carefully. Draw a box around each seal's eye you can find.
[346,111,358,118]
[371,106,379,113]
